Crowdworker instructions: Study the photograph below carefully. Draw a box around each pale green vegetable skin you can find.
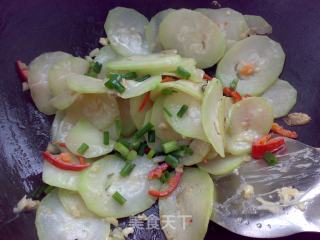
[145,8,175,52]
[202,79,225,157]
[107,53,182,73]
[198,155,247,176]
[159,168,213,240]
[159,9,226,68]
[36,190,110,240]
[78,155,161,218]
[150,96,182,142]
[216,35,285,96]
[151,80,204,101]
[104,7,150,56]
[42,161,80,191]
[58,189,96,218]
[163,92,207,141]
[48,57,89,96]
[28,51,72,115]
[226,97,273,155]
[66,119,114,158]
[181,139,211,166]
[119,75,162,99]
[261,79,297,118]
[66,74,108,94]
[129,95,153,129]
[196,8,249,42]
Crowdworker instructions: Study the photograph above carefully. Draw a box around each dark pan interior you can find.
[0,0,319,239]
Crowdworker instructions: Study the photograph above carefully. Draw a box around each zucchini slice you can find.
[159,168,213,240]
[36,190,110,240]
[78,155,161,218]
[216,35,285,96]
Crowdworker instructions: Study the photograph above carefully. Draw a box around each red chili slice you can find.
[148,170,183,197]
[271,123,298,139]
[16,60,29,82]
[252,136,285,159]
[42,151,90,171]
[148,163,170,179]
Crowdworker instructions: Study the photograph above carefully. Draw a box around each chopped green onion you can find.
[112,191,127,205]
[230,78,239,91]
[85,62,102,77]
[104,79,125,93]
[177,104,188,118]
[148,130,156,143]
[44,185,56,194]
[117,138,131,149]
[126,150,138,161]
[115,118,122,136]
[133,122,154,139]
[137,142,147,156]
[135,74,151,82]
[263,152,278,166]
[77,143,89,155]
[161,88,177,95]
[160,171,171,183]
[108,73,122,81]
[114,142,129,158]
[103,131,109,145]
[176,66,191,79]
[120,162,136,177]
[165,155,179,168]
[130,139,141,150]
[162,141,179,154]
[172,145,193,158]
[163,107,172,117]
[122,72,138,79]
[92,62,102,73]
[147,149,156,159]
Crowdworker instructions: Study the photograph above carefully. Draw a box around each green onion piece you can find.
[44,185,56,194]
[263,152,278,166]
[162,141,179,154]
[126,150,138,161]
[112,191,127,205]
[103,131,109,145]
[104,78,125,93]
[137,142,147,156]
[85,70,97,78]
[176,66,191,79]
[165,154,179,168]
[77,143,89,155]
[114,142,130,158]
[135,74,151,82]
[230,78,239,91]
[161,89,177,95]
[160,171,171,183]
[130,139,141,150]
[177,104,188,118]
[108,73,122,81]
[92,62,102,73]
[120,162,136,177]
[172,146,193,158]
[117,138,131,149]
[115,118,122,136]
[147,149,156,159]
[148,130,156,143]
[122,72,138,79]
[163,107,172,117]
[133,122,154,139]
[113,81,125,93]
